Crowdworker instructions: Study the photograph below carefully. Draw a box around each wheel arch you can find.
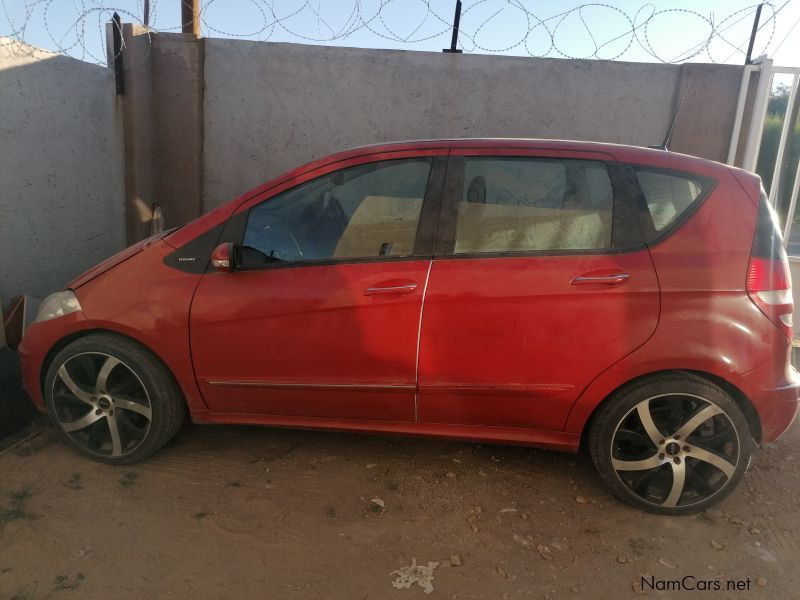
[578,369,762,450]
[40,328,190,413]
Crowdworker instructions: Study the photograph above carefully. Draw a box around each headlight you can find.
[35,291,82,323]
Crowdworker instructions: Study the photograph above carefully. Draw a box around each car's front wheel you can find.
[588,372,754,515]
[45,333,185,464]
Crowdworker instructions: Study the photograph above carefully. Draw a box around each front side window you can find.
[454,157,613,254]
[241,159,431,265]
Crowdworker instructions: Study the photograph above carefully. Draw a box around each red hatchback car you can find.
[19,139,799,514]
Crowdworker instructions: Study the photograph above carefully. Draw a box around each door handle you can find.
[571,273,630,285]
[364,282,418,295]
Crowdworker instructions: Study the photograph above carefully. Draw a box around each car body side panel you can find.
[189,260,430,420]
[418,251,660,430]
[565,168,798,439]
[72,241,209,413]
[416,146,661,430]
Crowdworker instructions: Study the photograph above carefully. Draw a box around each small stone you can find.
[658,558,676,569]
[575,495,588,504]
[370,498,385,509]
[537,544,553,561]
[757,577,767,587]
[366,463,377,469]
[729,517,743,525]
[617,555,627,564]
[478,470,488,477]
[710,540,724,551]
[499,507,517,513]
[446,472,457,479]
[449,554,462,567]
[749,527,761,535]
[77,546,94,557]
[496,565,508,578]
[453,458,462,463]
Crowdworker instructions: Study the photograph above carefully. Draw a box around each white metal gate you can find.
[728,59,800,246]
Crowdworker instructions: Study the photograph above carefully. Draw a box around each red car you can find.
[19,139,799,514]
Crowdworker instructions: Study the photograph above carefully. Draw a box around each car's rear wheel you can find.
[588,372,754,515]
[44,333,185,464]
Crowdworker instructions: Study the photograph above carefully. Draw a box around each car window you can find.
[241,159,431,265]
[636,169,704,232]
[454,157,613,254]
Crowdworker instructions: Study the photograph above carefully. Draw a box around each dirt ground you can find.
[0,418,798,600]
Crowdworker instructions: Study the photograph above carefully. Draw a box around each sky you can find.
[1,0,799,68]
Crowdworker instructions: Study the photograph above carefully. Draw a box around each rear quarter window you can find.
[635,168,711,240]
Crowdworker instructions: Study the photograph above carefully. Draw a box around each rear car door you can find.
[417,148,660,431]
[189,152,446,420]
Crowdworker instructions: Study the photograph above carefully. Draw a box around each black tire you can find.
[588,372,754,515]
[44,333,186,464]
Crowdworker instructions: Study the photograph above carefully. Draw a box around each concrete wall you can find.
[202,40,745,209]
[0,38,125,307]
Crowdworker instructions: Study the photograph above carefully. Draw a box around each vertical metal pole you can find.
[181,0,200,37]
[442,0,463,53]
[743,59,773,173]
[112,12,124,95]
[143,0,150,27]
[772,73,800,206]
[727,65,756,165]
[745,3,764,64]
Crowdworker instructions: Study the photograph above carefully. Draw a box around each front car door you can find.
[190,151,446,420]
[418,147,661,432]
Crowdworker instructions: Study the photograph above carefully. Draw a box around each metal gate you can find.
[728,59,800,249]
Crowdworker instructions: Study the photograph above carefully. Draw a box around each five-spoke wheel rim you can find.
[611,393,740,509]
[51,352,152,458]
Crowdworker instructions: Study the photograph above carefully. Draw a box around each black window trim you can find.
[434,154,649,260]
[215,155,448,273]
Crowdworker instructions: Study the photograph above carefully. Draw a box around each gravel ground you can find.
[0,418,798,599]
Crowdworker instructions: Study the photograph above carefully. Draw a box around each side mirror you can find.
[211,243,237,273]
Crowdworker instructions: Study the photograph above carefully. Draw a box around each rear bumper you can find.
[738,345,800,443]
[17,311,93,411]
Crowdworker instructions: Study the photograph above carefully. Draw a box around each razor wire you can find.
[0,0,790,66]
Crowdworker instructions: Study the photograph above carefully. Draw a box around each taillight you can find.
[747,192,793,338]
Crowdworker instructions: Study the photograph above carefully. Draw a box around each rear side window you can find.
[636,169,706,233]
[454,157,613,254]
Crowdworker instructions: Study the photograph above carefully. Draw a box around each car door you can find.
[417,148,660,431]
[190,152,446,420]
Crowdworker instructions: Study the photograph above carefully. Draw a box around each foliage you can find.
[756,84,800,224]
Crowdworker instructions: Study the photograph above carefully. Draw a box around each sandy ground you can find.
[0,418,798,600]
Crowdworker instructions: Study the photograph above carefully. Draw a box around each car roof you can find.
[338,138,730,173]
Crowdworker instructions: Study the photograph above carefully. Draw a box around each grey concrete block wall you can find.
[0,38,125,307]
[202,40,744,210]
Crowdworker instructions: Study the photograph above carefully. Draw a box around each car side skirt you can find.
[190,412,581,452]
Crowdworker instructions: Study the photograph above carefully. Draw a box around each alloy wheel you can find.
[610,393,740,509]
[51,352,152,458]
